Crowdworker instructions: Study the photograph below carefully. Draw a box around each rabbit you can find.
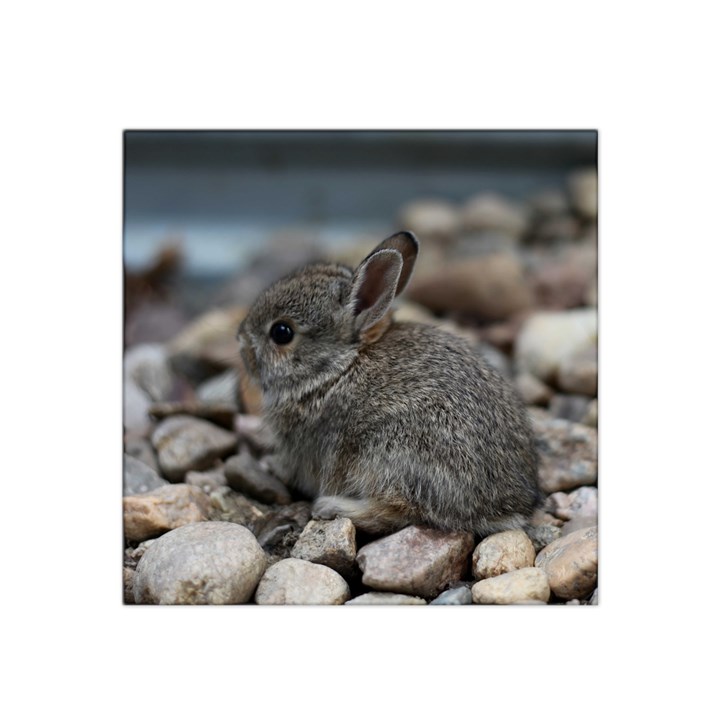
[237,231,541,537]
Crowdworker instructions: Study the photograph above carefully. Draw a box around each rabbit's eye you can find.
[269,322,294,345]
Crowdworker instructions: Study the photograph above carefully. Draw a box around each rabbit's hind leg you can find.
[311,495,411,534]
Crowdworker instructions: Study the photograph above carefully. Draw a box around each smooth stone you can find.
[185,466,228,493]
[549,394,592,423]
[398,198,462,243]
[148,401,236,430]
[224,448,292,505]
[356,526,474,599]
[196,369,240,409]
[461,193,528,239]
[206,486,268,530]
[234,415,277,454]
[472,530,536,580]
[527,524,563,553]
[152,415,238,481]
[124,343,173,402]
[123,484,211,542]
[408,254,533,322]
[515,372,553,406]
[134,521,266,605]
[123,454,168,496]
[531,410,598,493]
[515,309,597,384]
[124,433,159,473]
[429,586,473,605]
[472,567,551,604]
[124,379,153,434]
[535,526,598,600]
[254,558,350,605]
[347,592,427,605]
[557,345,597,396]
[291,518,357,577]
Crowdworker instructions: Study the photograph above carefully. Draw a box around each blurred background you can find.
[124,130,597,432]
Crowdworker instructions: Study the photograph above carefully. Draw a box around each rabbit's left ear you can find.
[348,248,403,334]
[365,231,419,295]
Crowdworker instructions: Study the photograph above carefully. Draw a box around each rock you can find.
[167,306,247,384]
[472,567,551,604]
[527,524,563,553]
[547,486,598,522]
[408,254,533,322]
[125,300,189,347]
[472,530,536,580]
[398,198,462,243]
[124,538,157,571]
[224,448,292,505]
[451,231,519,257]
[515,372,553,406]
[531,251,594,309]
[589,588,599,605]
[123,454,168,496]
[530,215,581,245]
[568,169,598,219]
[124,343,173,402]
[356,526,474,599]
[549,394,592,423]
[477,342,511,379]
[234,415,276,454]
[291,518,357,576]
[429,586,473,605]
[133,521,266,604]
[185,466,227,493]
[535,525,598,600]
[461,193,528,239]
[561,516,598,536]
[149,402,236,430]
[515,309,597,384]
[123,484,211,542]
[123,379,153,434]
[124,434,159,473]
[531,411,598,493]
[196,369,240,409]
[557,345,597,396]
[254,558,350,605]
[152,415,237,481]
[123,567,135,604]
[582,399,598,428]
[253,502,313,562]
[347,592,427,605]
[206,486,268,529]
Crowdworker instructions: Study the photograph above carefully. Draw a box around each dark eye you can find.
[269,322,294,345]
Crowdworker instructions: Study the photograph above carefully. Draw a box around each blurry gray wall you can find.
[124,130,597,276]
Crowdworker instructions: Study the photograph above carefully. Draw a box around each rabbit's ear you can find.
[349,249,403,333]
[364,231,419,295]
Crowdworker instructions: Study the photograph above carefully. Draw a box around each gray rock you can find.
[356,526,474,599]
[123,567,135,604]
[527,524,563,553]
[472,530,536,580]
[123,454,168,496]
[134,521,266,604]
[429,586,473,605]
[124,343,173,402]
[589,587,599,605]
[224,448,292,505]
[152,415,238,481]
[253,502,313,562]
[185,466,228,493]
[535,525,598,600]
[123,538,157,571]
[206,486,269,529]
[348,592,427,605]
[123,379,153,434]
[531,410,598,493]
[254,558,350,605]
[123,484,212,542]
[291,518,356,576]
[472,567,551,604]
[124,434,159,473]
[528,189,570,219]
[477,342,511,379]
[548,486,598,523]
[196,369,240,409]
[582,399,598,428]
[234,415,277,454]
[515,309,597,384]
[549,394,592,423]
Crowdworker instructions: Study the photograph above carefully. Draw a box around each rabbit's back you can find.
[281,321,540,534]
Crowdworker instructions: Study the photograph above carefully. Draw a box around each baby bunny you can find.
[237,231,540,536]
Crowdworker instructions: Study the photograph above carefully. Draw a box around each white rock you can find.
[346,592,427,605]
[472,530,536,580]
[472,567,551,604]
[254,558,350,605]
